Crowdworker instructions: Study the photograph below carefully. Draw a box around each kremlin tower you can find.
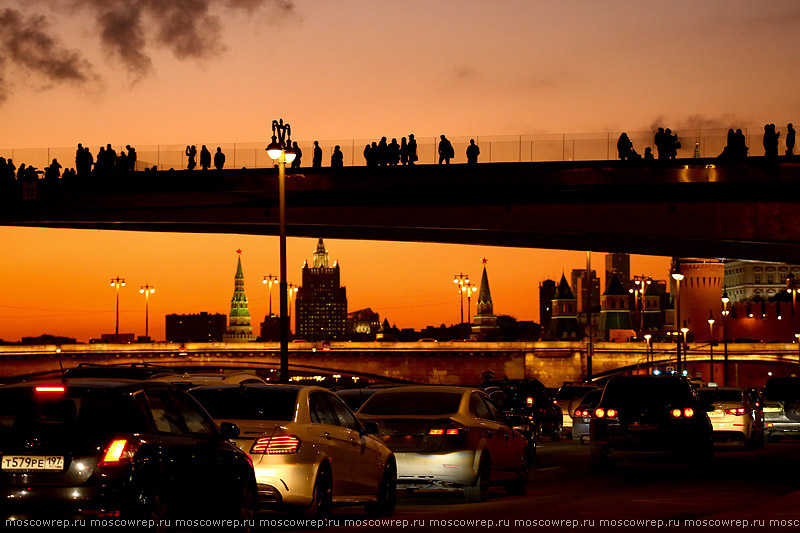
[471,260,499,340]
[223,251,255,343]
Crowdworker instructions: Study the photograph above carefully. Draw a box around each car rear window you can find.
[764,378,800,401]
[697,389,743,403]
[190,388,298,421]
[578,389,603,408]
[602,378,692,407]
[558,386,595,401]
[359,391,463,415]
[0,386,146,452]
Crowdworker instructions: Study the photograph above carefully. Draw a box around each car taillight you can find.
[429,429,445,435]
[99,438,139,466]
[35,386,65,393]
[251,435,300,454]
[683,408,694,418]
[670,409,682,418]
[606,409,618,419]
[724,408,746,416]
[574,409,581,417]
[581,410,590,417]
[595,408,605,418]
[526,397,534,407]
[446,428,461,435]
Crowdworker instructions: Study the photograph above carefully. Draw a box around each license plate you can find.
[763,407,781,413]
[708,411,724,418]
[629,423,658,431]
[1,455,64,471]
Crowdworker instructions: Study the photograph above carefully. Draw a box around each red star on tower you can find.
[236,248,243,255]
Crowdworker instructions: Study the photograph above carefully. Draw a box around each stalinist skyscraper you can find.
[223,250,255,343]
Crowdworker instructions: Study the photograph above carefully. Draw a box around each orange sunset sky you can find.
[1,1,798,342]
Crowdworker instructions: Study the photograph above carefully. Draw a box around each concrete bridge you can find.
[2,341,798,389]
[2,159,800,262]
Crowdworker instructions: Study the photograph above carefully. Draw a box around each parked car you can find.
[696,386,764,449]
[63,363,183,381]
[0,379,256,524]
[480,379,562,441]
[556,382,598,437]
[571,389,603,444]
[762,377,800,441]
[190,384,396,517]
[356,386,530,502]
[590,375,713,471]
[153,371,266,389]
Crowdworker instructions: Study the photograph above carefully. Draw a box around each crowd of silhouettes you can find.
[719,129,749,161]
[363,134,418,166]
[654,128,680,159]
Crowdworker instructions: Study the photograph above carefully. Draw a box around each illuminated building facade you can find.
[296,239,348,341]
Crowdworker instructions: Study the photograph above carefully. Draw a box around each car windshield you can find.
[578,389,603,408]
[697,389,743,403]
[0,386,145,453]
[602,378,692,407]
[764,378,800,401]
[558,386,595,401]
[190,388,298,421]
[359,391,463,415]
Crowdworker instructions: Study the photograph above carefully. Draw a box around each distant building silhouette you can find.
[295,239,348,341]
[347,308,381,339]
[223,254,256,342]
[471,264,499,340]
[597,275,634,341]
[166,312,227,342]
[548,274,580,340]
[605,253,631,289]
[539,279,557,334]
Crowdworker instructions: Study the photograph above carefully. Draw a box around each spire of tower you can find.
[476,265,493,315]
[224,252,255,342]
[313,237,329,268]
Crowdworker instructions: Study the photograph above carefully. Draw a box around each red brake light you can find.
[581,410,590,417]
[35,386,65,393]
[683,408,694,418]
[446,428,460,435]
[670,409,682,418]
[429,429,445,435]
[251,435,300,454]
[526,397,534,407]
[606,409,618,419]
[724,408,746,416]
[594,408,605,418]
[99,438,139,466]
[573,409,581,417]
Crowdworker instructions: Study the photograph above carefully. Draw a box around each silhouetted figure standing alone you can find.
[388,138,400,166]
[644,147,654,160]
[786,123,795,157]
[331,145,343,168]
[186,145,197,170]
[312,141,322,168]
[290,142,302,168]
[200,145,211,170]
[654,128,666,159]
[438,135,454,164]
[126,145,137,172]
[617,133,634,160]
[214,147,225,170]
[408,134,418,165]
[665,129,679,159]
[466,139,480,164]
[763,123,780,160]
[400,137,409,165]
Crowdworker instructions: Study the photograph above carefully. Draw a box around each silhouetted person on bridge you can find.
[186,145,197,170]
[617,133,634,160]
[786,123,795,157]
[466,139,480,165]
[654,128,667,159]
[126,145,137,172]
[388,138,400,166]
[400,137,409,165]
[665,129,679,159]
[5,159,15,183]
[438,135,454,164]
[331,145,343,167]
[95,147,106,176]
[119,151,129,178]
[105,144,117,175]
[44,159,62,182]
[312,141,322,168]
[377,137,388,166]
[290,142,302,168]
[763,123,780,160]
[200,145,212,170]
[408,134,418,165]
[214,147,225,170]
[644,147,654,160]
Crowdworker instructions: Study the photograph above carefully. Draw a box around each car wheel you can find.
[505,454,528,496]
[234,483,255,531]
[304,465,332,518]
[464,454,490,503]
[365,461,396,517]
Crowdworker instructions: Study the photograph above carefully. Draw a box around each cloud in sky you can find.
[0,0,298,103]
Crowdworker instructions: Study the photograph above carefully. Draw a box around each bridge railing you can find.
[0,128,785,172]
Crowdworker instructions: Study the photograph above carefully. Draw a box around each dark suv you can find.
[480,379,563,440]
[590,375,713,471]
[0,379,256,521]
[763,377,800,441]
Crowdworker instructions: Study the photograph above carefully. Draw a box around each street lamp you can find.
[708,311,715,383]
[263,274,279,316]
[681,324,690,375]
[139,285,155,340]
[462,281,478,323]
[110,276,126,341]
[266,118,298,383]
[453,273,469,323]
[721,289,730,386]
[672,270,685,372]
[287,283,299,335]
[643,333,652,372]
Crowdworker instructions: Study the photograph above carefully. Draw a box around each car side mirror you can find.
[219,421,240,439]
[362,421,379,435]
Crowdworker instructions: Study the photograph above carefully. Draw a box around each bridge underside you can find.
[3,159,800,261]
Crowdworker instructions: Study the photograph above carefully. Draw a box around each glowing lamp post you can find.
[721,290,730,386]
[110,276,126,341]
[680,325,690,375]
[671,271,685,372]
[708,312,715,383]
[643,334,652,372]
[453,273,469,324]
[263,274,279,316]
[266,119,298,383]
[139,285,155,339]
[462,281,478,323]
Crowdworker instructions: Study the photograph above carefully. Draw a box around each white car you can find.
[190,384,396,517]
[696,386,764,449]
[154,371,266,389]
[356,386,530,502]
